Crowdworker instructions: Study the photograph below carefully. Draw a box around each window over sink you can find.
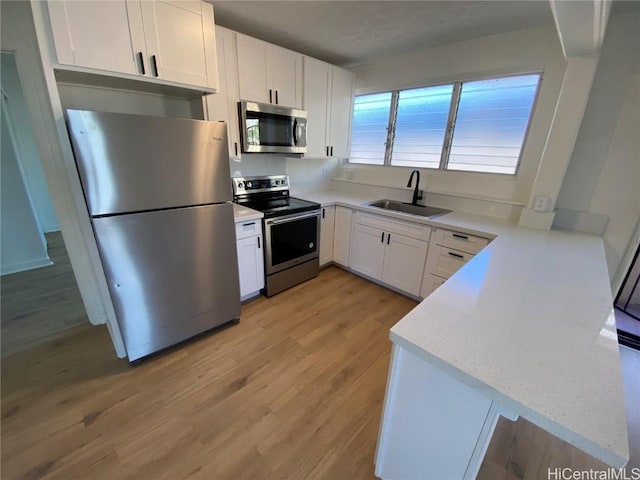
[349,73,541,175]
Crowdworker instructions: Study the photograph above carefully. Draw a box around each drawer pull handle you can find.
[452,233,469,240]
[448,252,464,259]
[242,222,255,227]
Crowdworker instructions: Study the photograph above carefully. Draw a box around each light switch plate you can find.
[533,195,551,212]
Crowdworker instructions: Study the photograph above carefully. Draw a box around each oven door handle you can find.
[266,211,320,226]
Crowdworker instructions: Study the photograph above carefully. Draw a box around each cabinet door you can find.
[236,34,270,103]
[47,0,145,75]
[319,206,336,266]
[328,66,354,158]
[333,206,353,266]
[303,57,331,157]
[268,46,303,108]
[382,233,429,296]
[350,224,385,281]
[237,235,264,299]
[140,1,215,88]
[420,273,446,299]
[205,27,241,159]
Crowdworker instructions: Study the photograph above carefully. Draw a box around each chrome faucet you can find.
[407,169,423,206]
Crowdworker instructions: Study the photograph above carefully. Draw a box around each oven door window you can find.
[245,111,293,147]
[270,216,318,266]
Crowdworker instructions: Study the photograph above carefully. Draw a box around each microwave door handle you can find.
[293,119,305,147]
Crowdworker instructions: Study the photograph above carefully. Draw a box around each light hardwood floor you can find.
[2,265,637,479]
[2,267,418,479]
[1,232,87,356]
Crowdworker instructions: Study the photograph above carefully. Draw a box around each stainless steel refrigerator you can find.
[66,109,240,362]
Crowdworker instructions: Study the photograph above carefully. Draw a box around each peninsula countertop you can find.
[297,190,629,467]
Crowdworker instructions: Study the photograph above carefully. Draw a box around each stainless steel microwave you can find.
[238,101,307,154]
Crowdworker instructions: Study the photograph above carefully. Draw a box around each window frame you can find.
[349,71,543,176]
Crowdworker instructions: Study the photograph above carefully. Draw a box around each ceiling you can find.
[211,1,556,68]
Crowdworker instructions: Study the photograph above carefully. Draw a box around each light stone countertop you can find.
[232,203,263,223]
[297,190,629,467]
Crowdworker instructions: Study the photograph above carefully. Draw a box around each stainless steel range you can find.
[232,175,321,297]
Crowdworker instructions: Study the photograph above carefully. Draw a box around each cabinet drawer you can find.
[433,228,489,254]
[354,211,430,241]
[420,273,447,298]
[425,244,473,279]
[235,220,262,240]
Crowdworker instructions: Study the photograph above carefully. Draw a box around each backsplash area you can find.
[229,155,340,195]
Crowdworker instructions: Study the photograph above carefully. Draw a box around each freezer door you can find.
[67,109,233,216]
[92,203,240,361]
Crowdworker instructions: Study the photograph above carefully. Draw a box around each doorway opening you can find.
[1,52,88,356]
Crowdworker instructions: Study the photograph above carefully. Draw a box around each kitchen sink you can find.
[366,199,452,218]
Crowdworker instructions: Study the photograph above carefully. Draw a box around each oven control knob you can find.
[246,181,253,188]
[237,182,244,189]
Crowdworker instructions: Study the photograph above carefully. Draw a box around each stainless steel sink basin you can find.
[366,199,452,218]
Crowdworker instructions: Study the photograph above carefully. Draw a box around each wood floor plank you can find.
[2,264,637,479]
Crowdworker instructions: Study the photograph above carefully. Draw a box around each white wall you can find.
[1,99,51,275]
[335,25,565,215]
[1,53,59,233]
[555,13,640,285]
[227,154,339,195]
[57,83,202,119]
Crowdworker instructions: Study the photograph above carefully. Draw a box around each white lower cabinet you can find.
[420,228,490,298]
[205,26,241,159]
[235,220,264,300]
[320,206,335,266]
[333,206,353,266]
[382,233,429,296]
[349,224,386,279]
[350,212,430,297]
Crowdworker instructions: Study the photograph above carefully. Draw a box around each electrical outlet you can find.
[322,167,329,178]
[533,195,550,212]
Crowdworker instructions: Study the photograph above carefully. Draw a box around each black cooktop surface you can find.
[237,196,320,218]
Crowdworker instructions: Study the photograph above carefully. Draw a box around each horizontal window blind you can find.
[447,74,540,174]
[349,92,391,165]
[391,84,453,169]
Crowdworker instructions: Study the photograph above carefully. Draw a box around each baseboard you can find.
[1,256,53,276]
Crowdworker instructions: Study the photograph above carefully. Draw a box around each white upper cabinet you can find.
[47,0,218,90]
[303,56,354,158]
[236,34,270,104]
[48,1,143,75]
[140,1,217,88]
[236,33,302,108]
[303,57,331,157]
[205,26,241,158]
[328,66,354,158]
